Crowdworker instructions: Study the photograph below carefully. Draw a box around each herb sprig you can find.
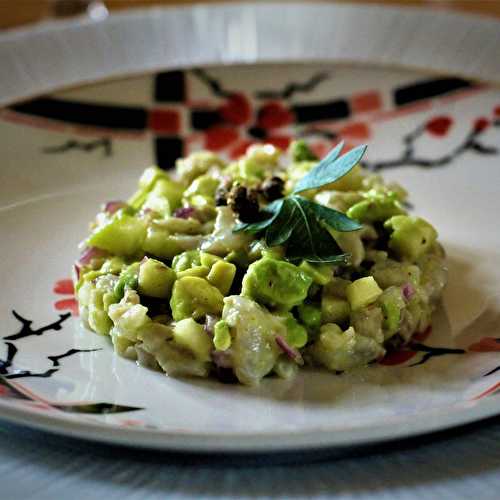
[234,142,367,264]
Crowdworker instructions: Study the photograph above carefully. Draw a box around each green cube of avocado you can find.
[384,215,438,262]
[173,318,212,362]
[321,296,350,324]
[346,276,383,311]
[87,214,147,256]
[207,260,237,295]
[241,258,313,310]
[170,276,224,321]
[138,258,176,299]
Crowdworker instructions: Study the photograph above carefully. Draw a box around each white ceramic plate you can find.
[1,4,500,453]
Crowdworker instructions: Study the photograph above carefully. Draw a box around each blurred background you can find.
[1,0,499,31]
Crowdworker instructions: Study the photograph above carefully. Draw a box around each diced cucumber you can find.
[378,286,405,339]
[100,256,127,275]
[142,227,186,259]
[154,217,202,235]
[321,296,350,324]
[322,277,351,299]
[385,215,438,262]
[128,166,168,209]
[346,276,383,310]
[309,324,385,372]
[128,167,183,211]
[87,214,147,256]
[350,305,384,343]
[299,261,333,285]
[184,174,219,200]
[371,259,421,289]
[207,260,237,295]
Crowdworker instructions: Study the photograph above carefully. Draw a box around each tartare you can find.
[74,141,447,385]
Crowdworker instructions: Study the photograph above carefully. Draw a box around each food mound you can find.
[74,141,447,386]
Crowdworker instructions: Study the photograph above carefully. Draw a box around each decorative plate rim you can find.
[0,395,499,452]
[1,2,500,107]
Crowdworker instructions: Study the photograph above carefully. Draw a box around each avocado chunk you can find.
[377,286,405,339]
[172,250,202,272]
[321,296,350,325]
[346,276,383,311]
[142,178,184,216]
[350,305,384,343]
[241,257,313,310]
[176,266,210,279]
[173,318,212,362]
[176,151,226,184]
[289,139,318,162]
[297,303,322,332]
[278,313,308,348]
[138,258,176,299]
[347,192,405,223]
[384,215,438,262]
[128,166,168,209]
[170,276,224,321]
[142,226,200,260]
[114,262,140,300]
[309,324,385,372]
[184,174,220,202]
[87,213,147,256]
[213,320,231,351]
[299,261,333,285]
[371,259,421,289]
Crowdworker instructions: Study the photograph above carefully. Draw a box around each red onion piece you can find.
[78,246,108,266]
[276,335,304,365]
[173,207,196,219]
[103,200,127,214]
[211,350,232,369]
[73,263,81,281]
[204,315,218,337]
[402,283,415,301]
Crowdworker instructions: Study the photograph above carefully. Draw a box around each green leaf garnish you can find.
[233,143,366,263]
[293,142,367,194]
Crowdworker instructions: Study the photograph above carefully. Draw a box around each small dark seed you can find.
[215,186,228,206]
[227,185,261,223]
[260,176,285,202]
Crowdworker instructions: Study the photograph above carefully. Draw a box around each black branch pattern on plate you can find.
[0,311,142,414]
[4,310,71,341]
[255,72,331,99]
[42,137,112,157]
[192,68,331,100]
[362,117,499,171]
[408,343,466,367]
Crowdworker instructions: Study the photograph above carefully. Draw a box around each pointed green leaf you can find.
[232,199,284,234]
[290,196,363,232]
[293,143,367,194]
[264,199,298,247]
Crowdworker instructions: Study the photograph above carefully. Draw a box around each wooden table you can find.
[1,1,500,31]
